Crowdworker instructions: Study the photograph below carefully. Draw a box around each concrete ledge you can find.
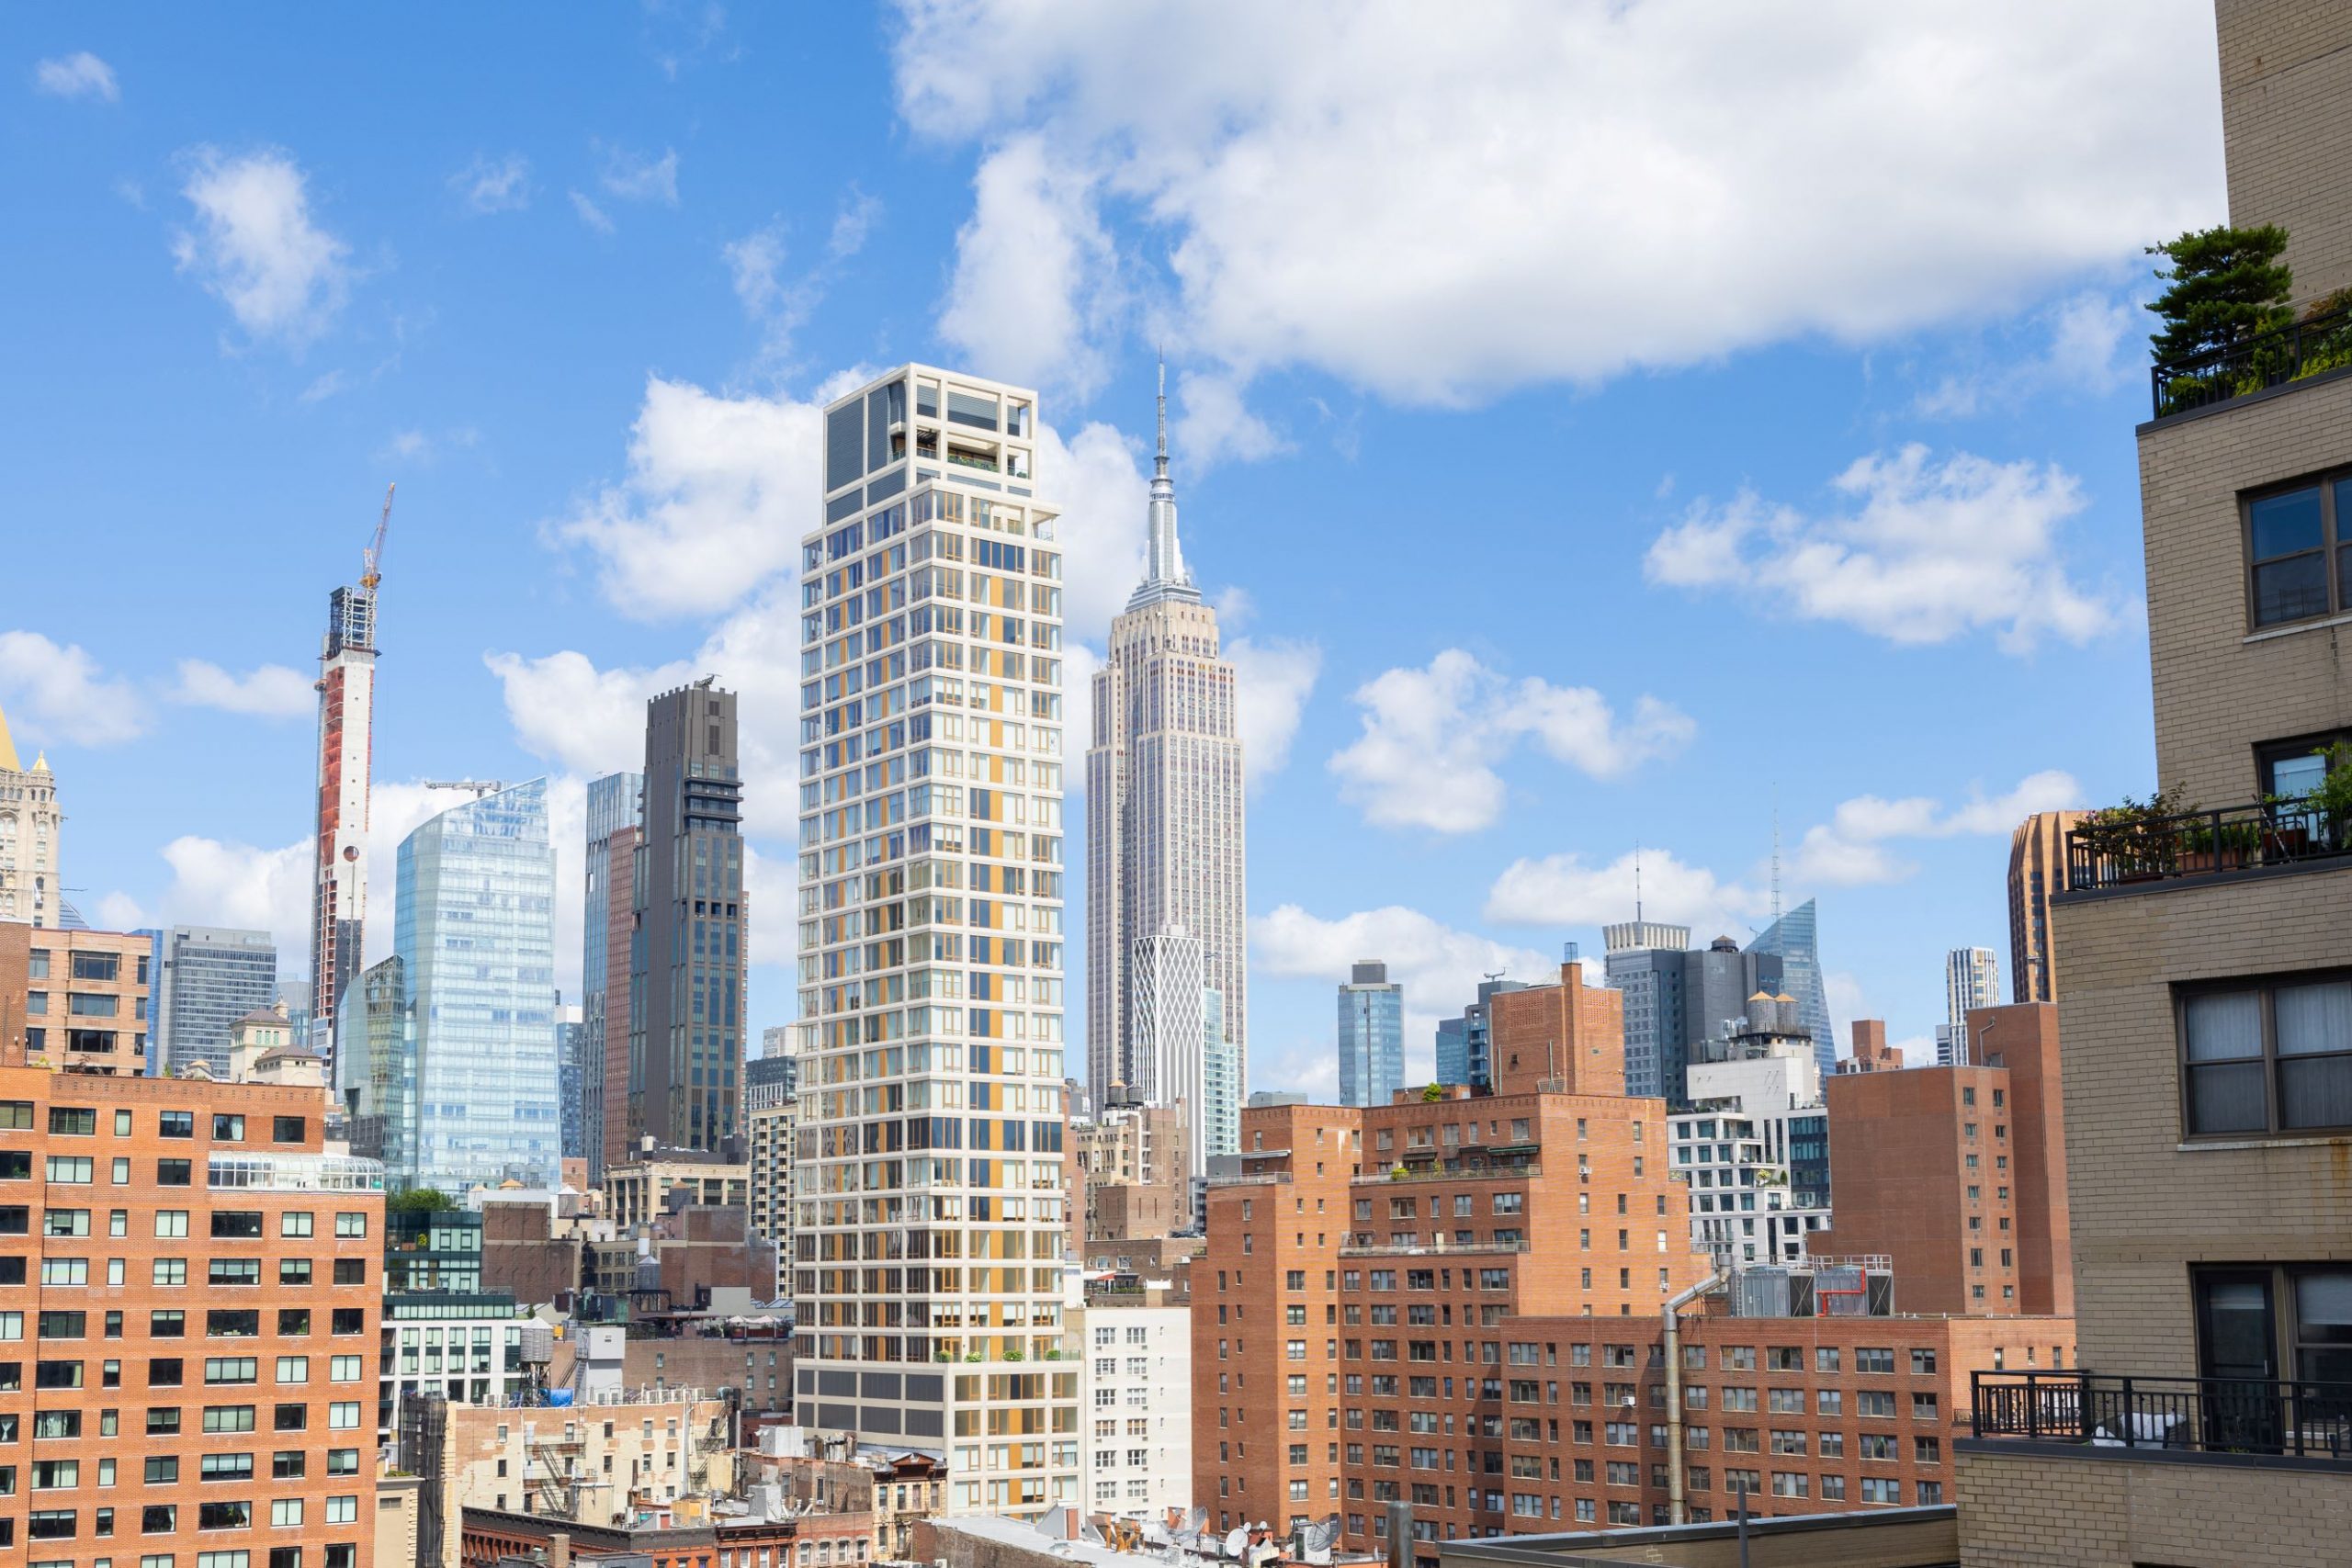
[1957,1436,2352,1475]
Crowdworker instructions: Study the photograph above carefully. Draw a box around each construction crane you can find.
[361,482,396,592]
[421,779,506,797]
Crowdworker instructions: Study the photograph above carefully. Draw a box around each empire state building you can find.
[1085,365,1247,1170]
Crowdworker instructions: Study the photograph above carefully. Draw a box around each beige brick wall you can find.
[1957,1447,2352,1566]
[2219,1,2352,306]
[2052,867,2352,1372]
[2139,371,2352,807]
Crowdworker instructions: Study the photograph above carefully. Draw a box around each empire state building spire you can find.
[1130,355,1200,610]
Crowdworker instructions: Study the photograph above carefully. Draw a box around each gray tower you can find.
[630,682,746,1155]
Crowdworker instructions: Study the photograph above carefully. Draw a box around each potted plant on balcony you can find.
[2075,788,2193,882]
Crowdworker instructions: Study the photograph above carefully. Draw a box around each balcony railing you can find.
[2152,301,2352,418]
[2065,802,2350,893]
[1350,1162,1539,1185]
[1972,1371,2352,1462]
[1340,1235,1528,1257]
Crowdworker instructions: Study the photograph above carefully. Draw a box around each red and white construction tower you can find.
[310,484,393,1072]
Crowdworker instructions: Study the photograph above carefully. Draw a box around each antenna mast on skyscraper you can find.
[1770,791,1782,931]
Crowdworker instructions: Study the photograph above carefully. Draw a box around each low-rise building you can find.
[19,924,153,1074]
[441,1386,737,1522]
[605,1142,750,1232]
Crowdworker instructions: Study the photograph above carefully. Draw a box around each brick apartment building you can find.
[0,1063,387,1566]
[2,922,154,1075]
[1812,1001,2070,1318]
[1199,960,2083,1558]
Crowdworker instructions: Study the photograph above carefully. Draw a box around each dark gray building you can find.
[558,998,586,1162]
[154,925,278,1077]
[582,770,642,1181]
[1602,924,1782,1108]
[629,682,746,1155]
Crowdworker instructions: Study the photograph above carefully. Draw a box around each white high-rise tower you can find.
[793,366,1074,1516]
[1085,362,1248,1164]
[1938,945,2001,1066]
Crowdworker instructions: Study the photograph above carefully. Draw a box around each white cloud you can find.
[1251,902,1560,1089]
[1049,418,1150,639]
[483,649,688,780]
[830,189,882,259]
[0,630,146,746]
[1177,369,1287,467]
[1484,847,1766,938]
[171,660,313,719]
[546,376,829,621]
[1789,768,2082,886]
[570,190,615,234]
[1916,289,2139,418]
[893,0,2220,410]
[34,51,118,102]
[1329,649,1690,833]
[1226,635,1319,783]
[451,152,531,214]
[170,146,351,351]
[936,134,1118,400]
[1645,445,2126,654]
[595,141,680,205]
[298,369,348,405]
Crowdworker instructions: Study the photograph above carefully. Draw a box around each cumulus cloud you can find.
[1251,902,1561,1090]
[595,141,680,205]
[170,146,351,351]
[1789,768,2082,886]
[936,134,1119,400]
[1227,636,1320,783]
[1484,847,1767,937]
[34,51,118,102]
[1644,445,2126,654]
[893,0,2220,413]
[726,195,883,363]
[1329,649,1690,833]
[171,660,314,719]
[451,152,532,214]
[546,376,829,621]
[0,630,146,746]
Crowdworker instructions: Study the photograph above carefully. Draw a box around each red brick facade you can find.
[0,1066,384,1567]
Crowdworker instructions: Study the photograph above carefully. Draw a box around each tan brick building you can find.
[0,1064,386,1566]
[2006,811,2082,1004]
[1953,6,2352,1561]
[1810,1003,2068,1319]
[20,926,153,1076]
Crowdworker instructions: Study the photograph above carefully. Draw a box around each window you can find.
[2243,476,2352,629]
[160,1111,195,1139]
[210,1211,263,1239]
[331,1260,364,1286]
[280,1213,313,1238]
[211,1115,245,1143]
[48,1108,95,1136]
[2181,975,2352,1135]
[45,1156,91,1184]
[333,1212,368,1239]
[2194,1264,2352,1389]
[280,1260,313,1286]
[209,1260,260,1287]
[271,1499,304,1528]
[272,1116,305,1144]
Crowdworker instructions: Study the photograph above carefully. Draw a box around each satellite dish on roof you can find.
[1223,1529,1249,1559]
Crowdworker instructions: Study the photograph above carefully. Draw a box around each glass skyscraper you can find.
[1432,975,1532,1092]
[351,779,561,1193]
[1745,899,1834,1080]
[153,924,277,1077]
[1337,960,1404,1107]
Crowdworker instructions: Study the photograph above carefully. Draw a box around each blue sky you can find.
[0,3,2228,1097]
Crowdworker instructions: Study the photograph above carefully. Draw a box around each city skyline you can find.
[0,6,2222,1098]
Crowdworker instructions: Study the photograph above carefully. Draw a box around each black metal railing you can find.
[1973,1371,2352,1461]
[2065,801,2349,892]
[2152,301,2352,418]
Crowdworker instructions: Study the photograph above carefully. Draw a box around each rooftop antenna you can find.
[1770,790,1782,931]
[1634,843,1644,924]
